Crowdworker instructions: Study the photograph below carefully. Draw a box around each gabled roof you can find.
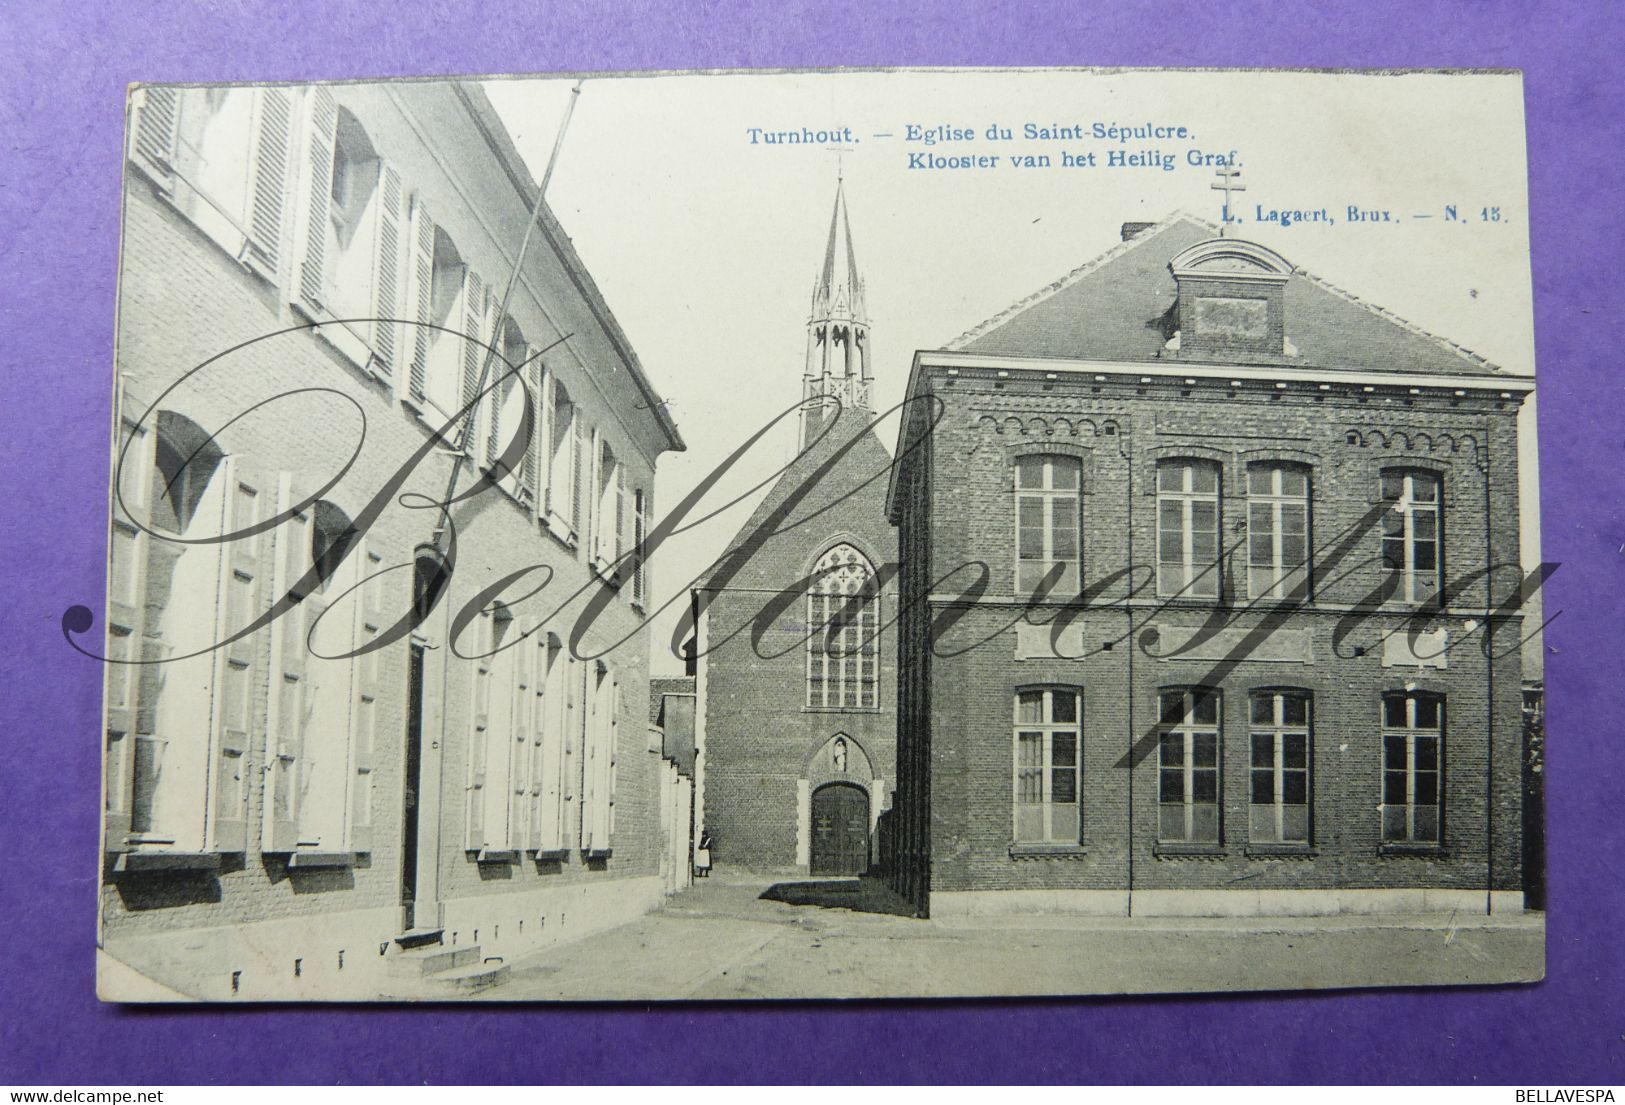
[700,407,897,593]
[453,82,686,452]
[948,212,1505,377]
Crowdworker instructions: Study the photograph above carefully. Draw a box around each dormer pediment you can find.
[1170,238,1293,280]
[1170,237,1293,358]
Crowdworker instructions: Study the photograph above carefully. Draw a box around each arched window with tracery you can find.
[806,542,880,710]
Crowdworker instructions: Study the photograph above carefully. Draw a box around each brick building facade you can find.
[695,183,898,875]
[98,80,686,998]
[885,215,1533,918]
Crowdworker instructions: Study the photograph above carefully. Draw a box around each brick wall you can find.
[101,82,676,954]
[700,419,900,872]
[893,368,1528,907]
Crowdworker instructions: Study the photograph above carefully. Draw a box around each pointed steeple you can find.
[802,178,872,448]
[814,177,866,323]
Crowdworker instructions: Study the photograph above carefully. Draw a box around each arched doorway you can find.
[810,782,869,876]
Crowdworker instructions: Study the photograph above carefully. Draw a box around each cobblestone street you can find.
[483,873,1545,1001]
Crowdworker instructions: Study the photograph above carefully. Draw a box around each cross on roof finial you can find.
[825,142,854,182]
[1211,165,1246,236]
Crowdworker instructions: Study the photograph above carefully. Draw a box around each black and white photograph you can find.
[94,67,1544,1002]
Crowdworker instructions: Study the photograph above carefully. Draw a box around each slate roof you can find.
[948,212,1504,377]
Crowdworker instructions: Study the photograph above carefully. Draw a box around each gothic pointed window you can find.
[806,543,880,711]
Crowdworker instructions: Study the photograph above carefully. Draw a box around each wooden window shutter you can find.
[348,540,382,853]
[563,655,579,847]
[587,432,604,564]
[633,488,647,606]
[521,355,541,506]
[570,417,584,538]
[295,87,339,315]
[129,86,180,188]
[460,270,486,415]
[466,632,490,850]
[606,678,620,841]
[485,315,506,466]
[242,87,293,279]
[615,465,629,572]
[512,658,531,850]
[371,166,405,381]
[262,474,308,854]
[407,199,434,402]
[527,643,547,850]
[208,457,262,854]
[536,365,553,523]
[104,378,150,854]
[588,669,607,851]
[485,288,503,417]
[538,642,565,853]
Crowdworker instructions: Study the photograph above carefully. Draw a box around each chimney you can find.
[1120,221,1156,242]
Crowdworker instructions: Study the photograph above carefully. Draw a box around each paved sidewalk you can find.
[482,874,1544,1001]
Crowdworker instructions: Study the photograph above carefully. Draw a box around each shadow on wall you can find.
[759,877,919,918]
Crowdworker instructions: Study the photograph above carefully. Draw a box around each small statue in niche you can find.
[833,737,848,774]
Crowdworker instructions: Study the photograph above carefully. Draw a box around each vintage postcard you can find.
[91,67,1544,1002]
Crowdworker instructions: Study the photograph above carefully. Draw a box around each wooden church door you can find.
[810,782,869,876]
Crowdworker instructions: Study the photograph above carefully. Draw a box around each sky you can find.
[482,69,1539,676]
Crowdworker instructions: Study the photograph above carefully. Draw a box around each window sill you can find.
[1245,844,1317,859]
[541,513,578,552]
[1009,843,1089,860]
[111,851,224,873]
[482,466,535,512]
[286,850,358,869]
[287,299,383,376]
[530,847,570,861]
[410,397,471,445]
[583,847,613,860]
[590,559,625,591]
[1378,843,1447,857]
[1153,843,1226,859]
[801,706,884,715]
[153,181,277,286]
[470,848,521,864]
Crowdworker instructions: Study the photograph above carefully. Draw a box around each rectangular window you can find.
[1249,691,1311,844]
[1015,455,1082,597]
[1247,464,1310,600]
[1013,688,1082,844]
[1157,460,1221,599]
[1381,692,1443,844]
[489,317,531,499]
[321,110,383,329]
[1381,470,1441,604]
[1158,689,1221,843]
[106,420,262,856]
[423,228,469,418]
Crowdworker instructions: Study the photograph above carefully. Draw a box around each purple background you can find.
[2,0,1619,1085]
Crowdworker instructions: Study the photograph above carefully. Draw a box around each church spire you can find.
[802,178,872,449]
